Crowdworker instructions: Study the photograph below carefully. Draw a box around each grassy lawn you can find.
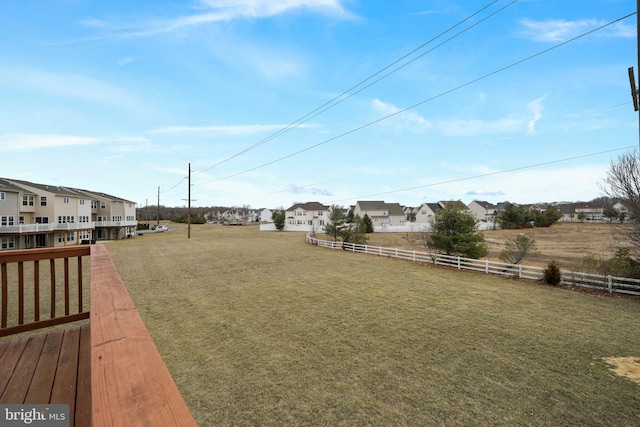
[105,224,640,426]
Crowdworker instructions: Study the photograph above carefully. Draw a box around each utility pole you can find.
[182,163,197,239]
[157,186,160,225]
[188,164,191,239]
[631,0,640,147]
[629,2,640,147]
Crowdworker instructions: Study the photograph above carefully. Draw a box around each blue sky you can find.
[0,0,637,209]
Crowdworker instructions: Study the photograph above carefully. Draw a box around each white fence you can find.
[306,234,640,296]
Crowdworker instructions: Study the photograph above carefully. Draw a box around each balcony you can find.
[94,220,137,228]
[0,245,196,426]
[0,223,97,234]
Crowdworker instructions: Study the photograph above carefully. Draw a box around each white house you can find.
[284,202,330,232]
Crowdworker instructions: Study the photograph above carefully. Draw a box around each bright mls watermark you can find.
[0,405,68,426]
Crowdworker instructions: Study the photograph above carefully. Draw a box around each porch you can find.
[0,245,196,426]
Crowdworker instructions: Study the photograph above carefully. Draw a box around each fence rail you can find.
[306,234,640,296]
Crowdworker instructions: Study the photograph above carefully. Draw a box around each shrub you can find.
[543,261,562,285]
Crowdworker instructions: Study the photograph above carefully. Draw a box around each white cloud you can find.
[117,56,137,66]
[84,0,355,37]
[0,134,149,151]
[0,67,135,108]
[518,18,635,43]
[0,134,99,151]
[526,96,546,136]
[371,98,546,137]
[148,123,319,135]
[437,118,522,137]
[371,99,432,133]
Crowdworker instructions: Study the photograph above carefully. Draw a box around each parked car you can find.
[151,224,168,232]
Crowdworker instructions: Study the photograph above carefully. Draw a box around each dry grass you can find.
[103,223,640,426]
[364,222,627,269]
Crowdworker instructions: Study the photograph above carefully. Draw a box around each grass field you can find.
[104,223,640,426]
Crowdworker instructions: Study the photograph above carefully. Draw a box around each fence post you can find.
[486,259,489,274]
[457,257,461,269]
[519,265,523,278]
[608,275,613,293]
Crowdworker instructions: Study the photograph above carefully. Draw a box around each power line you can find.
[194,0,514,175]
[254,100,630,199]
[194,12,636,187]
[328,145,636,203]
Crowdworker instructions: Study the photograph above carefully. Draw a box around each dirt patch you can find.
[603,357,640,384]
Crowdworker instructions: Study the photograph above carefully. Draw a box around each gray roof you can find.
[286,202,330,211]
[0,178,36,194]
[356,201,389,211]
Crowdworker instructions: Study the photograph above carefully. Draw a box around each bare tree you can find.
[499,234,539,265]
[601,150,640,253]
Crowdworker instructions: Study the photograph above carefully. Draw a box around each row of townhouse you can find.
[0,178,137,250]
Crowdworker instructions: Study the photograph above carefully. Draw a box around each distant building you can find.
[353,201,406,229]
[0,178,137,250]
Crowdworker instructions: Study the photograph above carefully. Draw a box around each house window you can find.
[66,233,75,242]
[319,220,325,226]
[101,201,106,209]
[91,201,97,209]
[1,216,15,226]
[40,196,47,206]
[79,230,90,240]
[0,192,5,201]
[57,216,74,223]
[57,233,64,243]
[22,195,34,206]
[80,199,85,205]
[1,237,16,250]
[19,216,25,225]
[112,216,122,221]
[35,217,49,224]
[318,211,323,216]
[79,216,90,223]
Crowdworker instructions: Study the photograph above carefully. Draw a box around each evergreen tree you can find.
[273,210,286,231]
[324,204,346,241]
[428,202,488,258]
[362,214,374,233]
[342,215,368,245]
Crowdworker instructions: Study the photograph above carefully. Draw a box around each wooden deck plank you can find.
[24,328,65,404]
[0,334,46,403]
[90,244,197,426]
[74,323,92,427]
[50,327,80,426]
[0,339,28,398]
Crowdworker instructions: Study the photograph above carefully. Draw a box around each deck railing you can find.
[0,246,90,337]
[0,244,197,426]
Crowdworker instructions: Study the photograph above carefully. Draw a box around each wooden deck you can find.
[0,323,91,427]
[1,244,198,426]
